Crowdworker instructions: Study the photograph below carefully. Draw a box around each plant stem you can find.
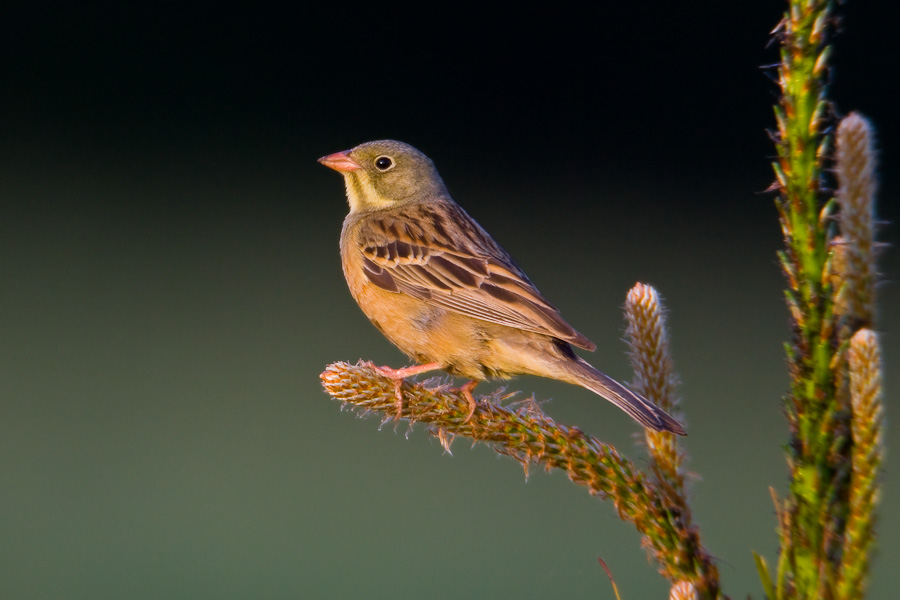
[320,361,726,599]
[770,2,856,598]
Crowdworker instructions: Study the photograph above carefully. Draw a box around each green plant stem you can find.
[770,1,856,598]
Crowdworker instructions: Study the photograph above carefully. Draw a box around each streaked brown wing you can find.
[357,201,596,351]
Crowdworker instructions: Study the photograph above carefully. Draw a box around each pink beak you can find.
[318,150,362,172]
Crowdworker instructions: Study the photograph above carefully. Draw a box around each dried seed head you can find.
[624,283,683,479]
[839,328,884,597]
[669,580,698,600]
[835,113,878,326]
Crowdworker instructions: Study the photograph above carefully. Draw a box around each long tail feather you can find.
[568,358,686,435]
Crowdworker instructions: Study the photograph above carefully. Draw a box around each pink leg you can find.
[370,362,443,419]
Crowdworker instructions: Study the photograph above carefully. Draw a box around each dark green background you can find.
[2,3,897,598]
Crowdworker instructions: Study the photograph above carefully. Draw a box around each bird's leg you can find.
[456,380,479,423]
[369,362,443,419]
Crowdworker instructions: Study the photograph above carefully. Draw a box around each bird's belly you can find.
[348,277,491,379]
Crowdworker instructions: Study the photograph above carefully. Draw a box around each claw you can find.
[457,380,479,423]
[368,362,443,420]
[391,379,404,419]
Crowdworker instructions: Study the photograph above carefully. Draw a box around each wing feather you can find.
[357,201,596,351]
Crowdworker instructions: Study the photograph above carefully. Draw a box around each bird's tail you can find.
[565,357,686,435]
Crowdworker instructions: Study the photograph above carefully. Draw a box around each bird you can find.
[319,139,685,435]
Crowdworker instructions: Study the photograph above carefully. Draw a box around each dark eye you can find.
[374,156,394,171]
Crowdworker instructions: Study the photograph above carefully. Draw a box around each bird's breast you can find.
[339,223,490,378]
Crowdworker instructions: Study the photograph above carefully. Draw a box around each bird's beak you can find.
[318,151,362,172]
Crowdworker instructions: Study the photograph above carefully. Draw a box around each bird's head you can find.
[319,140,448,213]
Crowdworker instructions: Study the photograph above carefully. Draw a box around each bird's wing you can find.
[356,201,596,351]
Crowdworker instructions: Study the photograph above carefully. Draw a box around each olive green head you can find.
[318,140,448,213]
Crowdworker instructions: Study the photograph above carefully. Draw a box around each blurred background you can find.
[1,2,896,598]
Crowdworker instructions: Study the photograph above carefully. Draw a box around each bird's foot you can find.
[368,362,443,420]
[455,380,479,424]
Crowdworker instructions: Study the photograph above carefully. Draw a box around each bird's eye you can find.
[374,156,394,171]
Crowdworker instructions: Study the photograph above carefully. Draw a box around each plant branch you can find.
[320,361,724,599]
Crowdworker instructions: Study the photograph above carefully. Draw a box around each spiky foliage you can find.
[834,113,878,328]
[623,284,713,597]
[836,329,884,599]
[624,282,684,485]
[763,2,886,595]
[320,361,724,598]
[766,1,857,598]
[830,115,883,599]
[671,580,700,600]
